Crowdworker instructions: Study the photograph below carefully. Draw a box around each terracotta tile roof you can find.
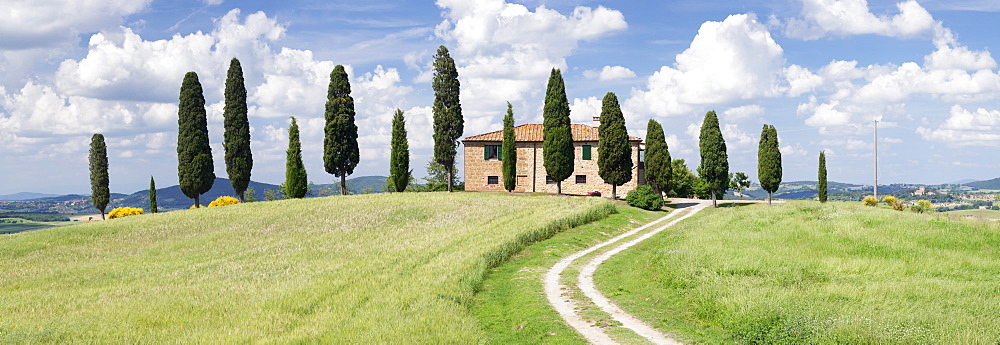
[463,124,641,142]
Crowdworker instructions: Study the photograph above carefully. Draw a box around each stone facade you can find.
[463,124,644,198]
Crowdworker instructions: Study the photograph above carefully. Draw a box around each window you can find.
[483,145,501,160]
[582,145,592,160]
[575,175,587,184]
[487,176,499,185]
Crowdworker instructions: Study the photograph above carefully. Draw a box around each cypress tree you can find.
[542,68,574,194]
[389,109,410,193]
[323,65,359,196]
[818,150,828,203]
[597,92,632,199]
[697,110,729,208]
[757,124,782,205]
[177,71,215,207]
[149,176,157,213]
[432,45,464,192]
[502,102,517,192]
[89,133,109,220]
[223,58,253,202]
[284,117,308,198]
[644,119,671,199]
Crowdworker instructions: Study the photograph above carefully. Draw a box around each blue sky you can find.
[1,0,999,195]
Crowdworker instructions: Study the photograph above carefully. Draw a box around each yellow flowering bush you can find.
[914,200,934,213]
[208,196,241,207]
[189,204,206,209]
[882,196,905,211]
[862,195,878,207]
[108,207,143,219]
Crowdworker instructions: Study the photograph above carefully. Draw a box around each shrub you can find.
[208,196,241,207]
[189,204,206,209]
[626,185,663,211]
[914,199,934,213]
[108,207,143,219]
[882,196,904,211]
[862,195,878,207]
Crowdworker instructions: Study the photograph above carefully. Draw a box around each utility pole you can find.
[874,120,878,201]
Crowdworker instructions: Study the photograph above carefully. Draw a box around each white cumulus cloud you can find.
[784,0,936,40]
[626,14,785,117]
[434,0,627,132]
[583,65,637,81]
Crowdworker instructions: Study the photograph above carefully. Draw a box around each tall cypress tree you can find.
[223,58,252,202]
[389,109,410,193]
[697,111,729,208]
[757,124,782,205]
[149,176,157,213]
[432,45,464,192]
[323,65,359,196]
[89,133,109,220]
[501,102,517,192]
[285,117,308,198]
[597,92,632,199]
[818,150,828,203]
[644,119,671,199]
[177,71,215,207]
[542,68,574,194]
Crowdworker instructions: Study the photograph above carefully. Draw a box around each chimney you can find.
[592,115,601,127]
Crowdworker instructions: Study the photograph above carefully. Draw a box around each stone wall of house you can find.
[464,141,643,198]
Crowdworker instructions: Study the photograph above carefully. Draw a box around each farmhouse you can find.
[462,119,644,197]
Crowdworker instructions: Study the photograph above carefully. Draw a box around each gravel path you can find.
[543,199,709,345]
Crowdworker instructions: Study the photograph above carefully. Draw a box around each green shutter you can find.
[582,145,591,160]
[484,145,490,160]
[497,145,502,161]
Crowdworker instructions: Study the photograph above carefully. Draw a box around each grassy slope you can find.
[0,192,613,343]
[599,201,1000,344]
[0,218,58,234]
[943,208,1000,220]
[470,205,663,344]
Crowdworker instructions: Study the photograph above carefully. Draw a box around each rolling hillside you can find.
[0,192,613,343]
[0,176,389,214]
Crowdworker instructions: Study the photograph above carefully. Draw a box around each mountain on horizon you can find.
[9,176,388,214]
[0,192,60,201]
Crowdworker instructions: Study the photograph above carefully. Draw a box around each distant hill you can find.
[963,177,1000,190]
[0,192,60,201]
[0,176,389,214]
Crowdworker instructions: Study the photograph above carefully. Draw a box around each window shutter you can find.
[497,145,502,161]
[484,145,490,160]
[582,145,591,160]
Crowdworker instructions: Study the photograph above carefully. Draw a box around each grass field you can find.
[598,201,1000,344]
[0,218,57,234]
[0,192,614,343]
[943,208,1000,220]
[470,205,663,344]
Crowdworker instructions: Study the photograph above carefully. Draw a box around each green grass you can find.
[598,201,1000,344]
[0,218,56,234]
[0,192,614,343]
[943,208,1000,220]
[470,205,663,344]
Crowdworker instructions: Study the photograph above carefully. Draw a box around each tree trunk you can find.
[101,210,106,220]
[341,175,347,195]
[238,192,245,203]
[195,195,201,208]
[767,191,772,205]
[652,186,663,201]
[612,185,617,200]
[712,190,717,208]
[447,166,453,193]
[557,181,562,195]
